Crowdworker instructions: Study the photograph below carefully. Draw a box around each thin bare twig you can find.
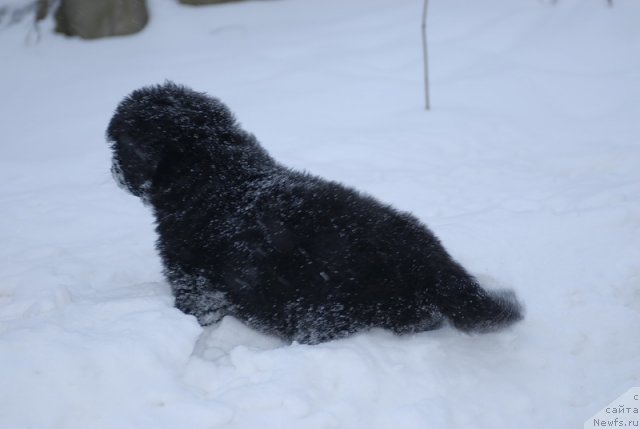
[421,0,430,110]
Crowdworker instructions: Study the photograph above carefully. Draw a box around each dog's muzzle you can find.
[111,158,129,191]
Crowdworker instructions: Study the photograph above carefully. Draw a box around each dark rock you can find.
[179,0,245,6]
[55,0,148,40]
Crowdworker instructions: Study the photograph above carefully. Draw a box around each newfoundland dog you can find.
[107,82,523,344]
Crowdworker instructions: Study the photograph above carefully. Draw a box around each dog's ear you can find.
[150,145,194,192]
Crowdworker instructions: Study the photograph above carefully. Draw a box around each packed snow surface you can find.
[1,0,639,428]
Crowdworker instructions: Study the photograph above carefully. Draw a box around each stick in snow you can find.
[421,0,430,110]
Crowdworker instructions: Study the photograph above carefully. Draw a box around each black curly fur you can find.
[106,82,523,344]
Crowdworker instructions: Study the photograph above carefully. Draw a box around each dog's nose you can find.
[111,161,126,189]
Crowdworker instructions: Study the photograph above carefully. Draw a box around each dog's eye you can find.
[120,135,149,162]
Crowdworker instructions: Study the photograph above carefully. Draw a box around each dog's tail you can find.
[434,266,524,333]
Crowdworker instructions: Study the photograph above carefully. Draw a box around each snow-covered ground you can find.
[1,0,639,427]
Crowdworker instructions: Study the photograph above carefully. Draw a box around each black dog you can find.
[107,82,523,344]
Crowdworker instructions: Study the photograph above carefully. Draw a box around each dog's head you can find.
[106,82,237,199]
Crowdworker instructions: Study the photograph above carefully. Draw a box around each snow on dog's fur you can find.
[107,82,523,344]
